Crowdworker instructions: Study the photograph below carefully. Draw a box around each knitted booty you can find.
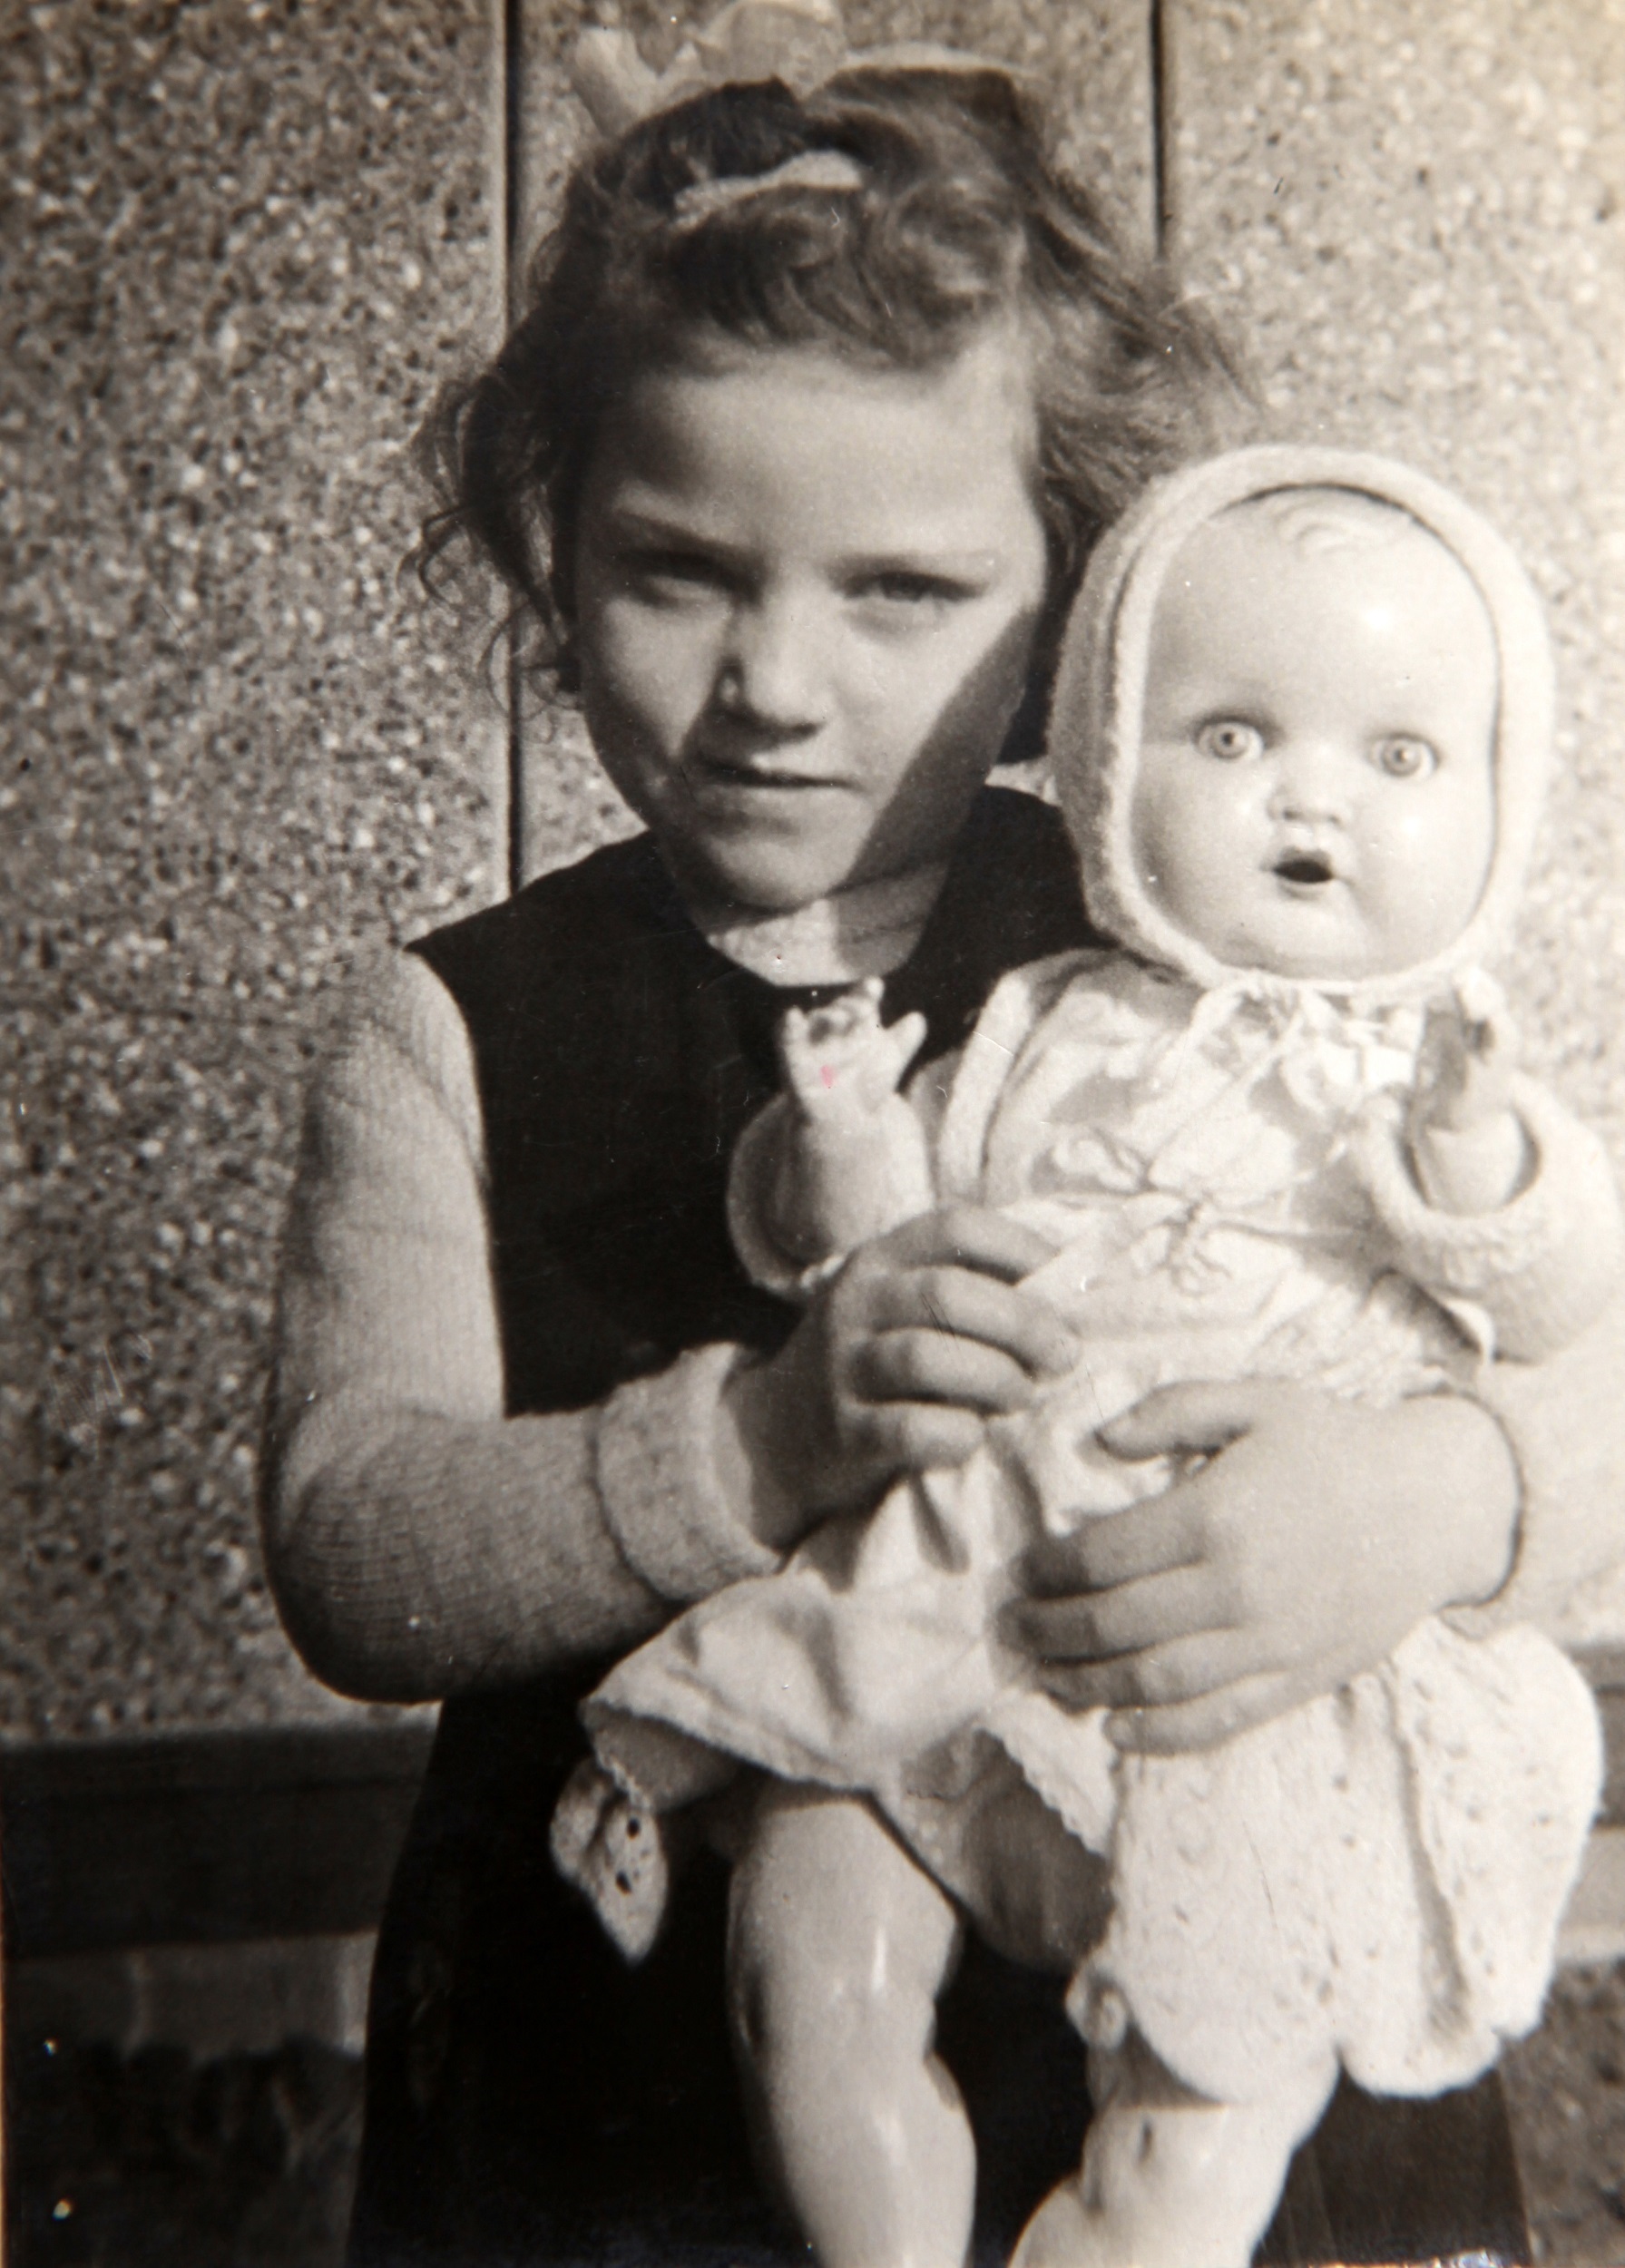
[550,1757,671,1962]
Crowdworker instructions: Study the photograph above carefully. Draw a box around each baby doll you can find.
[554,448,1616,2268]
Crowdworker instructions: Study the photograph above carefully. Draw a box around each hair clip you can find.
[671,148,866,229]
[568,0,1005,140]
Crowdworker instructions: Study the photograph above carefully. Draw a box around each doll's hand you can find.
[1411,986,1519,1136]
[768,982,934,1261]
[720,1207,1081,1550]
[1408,986,1530,1214]
[779,980,929,1126]
[1003,1379,1517,1752]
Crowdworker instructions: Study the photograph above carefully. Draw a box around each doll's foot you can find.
[1009,2036,1333,2268]
[1010,2146,1261,2268]
[1008,2175,1112,2268]
[779,978,927,1122]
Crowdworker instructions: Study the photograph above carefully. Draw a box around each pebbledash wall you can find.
[3,0,1623,1767]
[4,0,504,1742]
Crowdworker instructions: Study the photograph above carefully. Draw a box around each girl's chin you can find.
[664,841,879,920]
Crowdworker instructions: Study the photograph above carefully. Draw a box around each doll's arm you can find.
[1356,1002,1622,1362]
[260,954,778,1704]
[729,979,935,1291]
[769,980,934,1260]
[1406,998,1532,1217]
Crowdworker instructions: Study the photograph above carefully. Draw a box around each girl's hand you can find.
[721,1206,1079,1552]
[1003,1379,1518,1754]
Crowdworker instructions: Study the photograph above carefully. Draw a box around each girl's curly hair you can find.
[419,64,1228,736]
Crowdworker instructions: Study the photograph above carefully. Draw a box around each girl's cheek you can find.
[593,602,706,716]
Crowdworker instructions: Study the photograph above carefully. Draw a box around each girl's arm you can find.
[1463,1291,1625,1631]
[1005,1381,1521,1752]
[263,955,1078,1704]
[261,953,782,1703]
[1009,1333,1625,1753]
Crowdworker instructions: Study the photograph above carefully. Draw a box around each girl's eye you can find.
[852,572,972,614]
[1195,719,1265,762]
[1372,735,1437,779]
[626,550,734,598]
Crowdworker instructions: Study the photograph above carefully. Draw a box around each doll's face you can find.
[571,331,1049,915]
[1131,493,1498,981]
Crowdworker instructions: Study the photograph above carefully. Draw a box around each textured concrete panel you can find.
[1164,0,1625,1638]
[512,0,1156,882]
[3,0,503,1735]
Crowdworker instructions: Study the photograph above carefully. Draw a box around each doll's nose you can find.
[1268,741,1352,824]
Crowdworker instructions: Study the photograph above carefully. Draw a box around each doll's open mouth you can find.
[1274,853,1336,886]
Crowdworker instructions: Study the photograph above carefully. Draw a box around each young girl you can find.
[562,448,1616,2268]
[261,10,1623,2261]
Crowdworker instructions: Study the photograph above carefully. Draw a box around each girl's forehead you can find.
[587,330,1044,546]
[635,329,1033,446]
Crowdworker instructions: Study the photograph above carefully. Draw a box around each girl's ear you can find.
[548,539,582,693]
[552,630,582,697]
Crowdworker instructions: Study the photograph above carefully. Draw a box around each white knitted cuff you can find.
[595,1344,780,1604]
[1355,1078,1623,1359]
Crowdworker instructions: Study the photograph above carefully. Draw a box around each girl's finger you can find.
[871,1204,1060,1285]
[1002,1563,1219,1665]
[852,1327,1040,1414]
[1033,1627,1253,1716]
[867,1403,989,1474]
[1017,1491,1206,1598]
[1095,1376,1266,1462]
[1105,1670,1300,1756]
[864,1266,1078,1377]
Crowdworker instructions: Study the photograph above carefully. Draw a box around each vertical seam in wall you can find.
[1149,0,1170,255]
[503,0,525,894]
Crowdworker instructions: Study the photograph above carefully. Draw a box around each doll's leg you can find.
[1011,2028,1336,2268]
[728,1782,972,2268]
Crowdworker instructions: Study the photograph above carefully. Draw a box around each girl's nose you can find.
[1268,741,1352,825]
[714,592,831,733]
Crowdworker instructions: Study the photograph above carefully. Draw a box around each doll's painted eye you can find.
[1196,719,1265,762]
[1372,735,1437,778]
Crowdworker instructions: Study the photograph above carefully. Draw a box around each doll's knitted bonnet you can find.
[1046,445,1555,1002]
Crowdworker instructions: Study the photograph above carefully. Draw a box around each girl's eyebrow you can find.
[599,507,1005,584]
[601,507,751,563]
[837,549,1004,584]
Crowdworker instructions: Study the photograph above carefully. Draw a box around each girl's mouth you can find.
[690,754,845,795]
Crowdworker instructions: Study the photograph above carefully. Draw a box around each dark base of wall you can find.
[1,1718,435,1960]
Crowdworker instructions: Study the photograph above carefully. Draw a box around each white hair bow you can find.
[568,0,1006,138]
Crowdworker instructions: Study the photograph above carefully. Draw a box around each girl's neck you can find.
[687,859,953,987]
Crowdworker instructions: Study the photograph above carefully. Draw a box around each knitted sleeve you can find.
[1351,1072,1625,1638]
[1451,1286,1625,1637]
[1355,1074,1624,1362]
[259,953,778,1705]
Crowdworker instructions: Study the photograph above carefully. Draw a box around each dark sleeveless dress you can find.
[348,789,1529,2267]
